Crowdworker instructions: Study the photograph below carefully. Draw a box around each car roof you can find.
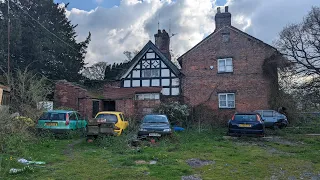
[96,111,123,115]
[46,110,75,113]
[235,112,259,115]
[144,114,167,117]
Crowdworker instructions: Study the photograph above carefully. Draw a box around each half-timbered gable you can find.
[120,41,181,96]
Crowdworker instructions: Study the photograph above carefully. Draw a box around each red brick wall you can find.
[54,80,100,119]
[180,27,278,120]
[115,99,135,117]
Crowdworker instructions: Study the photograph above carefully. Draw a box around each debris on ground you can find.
[135,160,158,165]
[9,166,34,175]
[135,160,147,165]
[17,158,46,165]
[143,171,150,175]
[186,158,215,168]
[149,160,157,165]
[181,174,202,180]
[173,126,185,132]
[17,158,28,164]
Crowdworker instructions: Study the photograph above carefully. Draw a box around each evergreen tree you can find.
[0,0,90,82]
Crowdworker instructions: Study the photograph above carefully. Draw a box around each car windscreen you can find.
[39,112,66,121]
[143,115,168,123]
[234,115,257,122]
[96,114,118,123]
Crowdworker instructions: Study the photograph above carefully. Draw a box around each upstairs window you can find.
[142,69,160,78]
[218,58,233,73]
[218,93,235,108]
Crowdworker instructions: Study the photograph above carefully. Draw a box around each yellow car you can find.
[94,111,129,136]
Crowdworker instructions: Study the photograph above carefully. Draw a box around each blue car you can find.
[228,112,265,136]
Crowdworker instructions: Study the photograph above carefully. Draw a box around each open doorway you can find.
[92,100,100,118]
[103,101,115,111]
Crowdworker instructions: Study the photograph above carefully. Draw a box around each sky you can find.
[53,0,319,66]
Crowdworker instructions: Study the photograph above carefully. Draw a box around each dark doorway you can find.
[92,100,100,117]
[103,101,116,111]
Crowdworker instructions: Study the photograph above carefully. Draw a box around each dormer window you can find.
[218,58,233,73]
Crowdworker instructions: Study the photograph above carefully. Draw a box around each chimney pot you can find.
[215,6,232,30]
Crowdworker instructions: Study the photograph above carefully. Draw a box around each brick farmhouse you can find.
[54,6,282,121]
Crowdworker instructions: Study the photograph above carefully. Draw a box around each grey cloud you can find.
[66,0,318,65]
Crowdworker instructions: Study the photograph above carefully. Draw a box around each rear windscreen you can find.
[40,112,66,121]
[96,114,118,123]
[234,115,257,122]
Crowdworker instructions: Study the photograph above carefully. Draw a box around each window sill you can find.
[217,72,233,74]
[218,107,236,110]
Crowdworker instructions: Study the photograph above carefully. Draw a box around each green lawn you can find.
[1,128,320,180]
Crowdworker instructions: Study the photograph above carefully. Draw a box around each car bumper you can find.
[228,128,264,136]
[138,131,172,137]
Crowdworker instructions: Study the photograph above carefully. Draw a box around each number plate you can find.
[45,122,58,126]
[149,133,161,137]
[239,124,251,127]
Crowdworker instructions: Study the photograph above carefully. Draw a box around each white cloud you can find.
[95,0,104,4]
[65,0,318,66]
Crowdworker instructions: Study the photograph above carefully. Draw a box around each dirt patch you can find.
[186,158,215,168]
[181,174,202,180]
[135,160,147,165]
[63,138,84,159]
[263,136,301,146]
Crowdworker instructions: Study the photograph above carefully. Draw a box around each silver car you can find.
[254,110,288,129]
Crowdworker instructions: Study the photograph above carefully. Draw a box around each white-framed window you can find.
[218,93,235,108]
[123,80,130,87]
[135,93,160,100]
[218,58,233,73]
[142,69,160,77]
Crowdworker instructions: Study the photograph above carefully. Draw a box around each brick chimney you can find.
[154,29,171,60]
[215,6,231,30]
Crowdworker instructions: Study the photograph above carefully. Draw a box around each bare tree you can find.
[82,62,108,80]
[276,7,320,77]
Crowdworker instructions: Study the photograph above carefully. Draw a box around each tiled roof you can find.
[119,41,182,79]
[103,87,162,100]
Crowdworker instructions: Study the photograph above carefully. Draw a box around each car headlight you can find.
[139,128,147,131]
[163,128,171,132]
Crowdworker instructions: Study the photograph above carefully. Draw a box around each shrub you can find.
[153,102,190,126]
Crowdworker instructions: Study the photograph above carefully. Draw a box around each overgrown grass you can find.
[1,127,320,179]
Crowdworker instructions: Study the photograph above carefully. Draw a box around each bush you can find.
[0,108,36,155]
[153,102,190,126]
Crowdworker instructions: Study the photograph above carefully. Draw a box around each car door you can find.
[120,113,128,129]
[69,112,78,130]
[262,110,277,124]
[76,112,84,128]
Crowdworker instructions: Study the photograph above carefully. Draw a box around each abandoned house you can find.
[54,6,282,120]
[178,6,281,119]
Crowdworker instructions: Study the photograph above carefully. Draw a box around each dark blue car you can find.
[228,112,265,136]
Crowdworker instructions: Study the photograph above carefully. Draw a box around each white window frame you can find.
[135,93,160,100]
[142,69,160,78]
[218,93,235,108]
[218,58,233,73]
